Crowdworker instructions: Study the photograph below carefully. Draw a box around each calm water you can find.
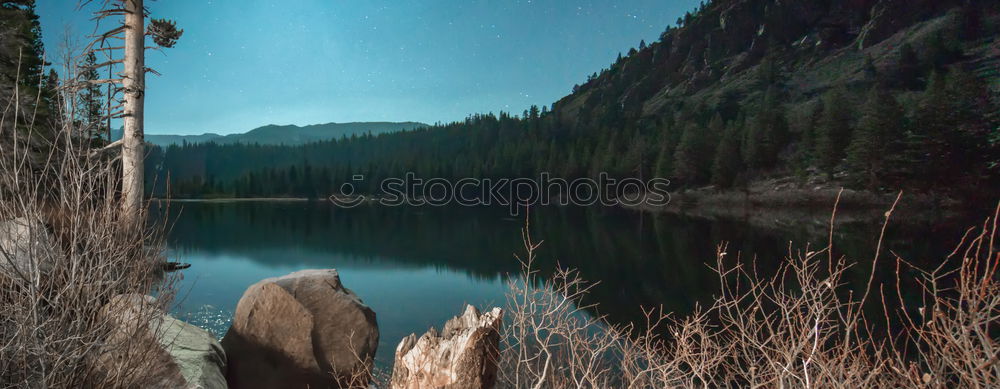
[157,201,969,366]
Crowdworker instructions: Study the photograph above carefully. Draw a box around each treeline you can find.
[152,65,996,200]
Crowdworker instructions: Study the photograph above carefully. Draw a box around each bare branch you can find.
[80,59,124,71]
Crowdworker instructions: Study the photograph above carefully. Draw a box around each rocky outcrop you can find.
[0,217,59,279]
[221,269,378,389]
[856,0,907,49]
[99,294,228,389]
[391,305,503,389]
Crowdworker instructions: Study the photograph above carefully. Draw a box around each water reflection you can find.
[155,201,969,366]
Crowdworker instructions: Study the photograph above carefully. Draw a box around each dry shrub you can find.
[501,203,999,388]
[1,68,177,388]
[892,209,1000,387]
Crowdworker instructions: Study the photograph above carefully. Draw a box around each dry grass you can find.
[1,64,178,388]
[499,200,999,388]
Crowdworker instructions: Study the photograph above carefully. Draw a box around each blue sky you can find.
[37,1,699,135]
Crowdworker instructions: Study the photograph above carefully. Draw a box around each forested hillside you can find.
[150,0,1000,203]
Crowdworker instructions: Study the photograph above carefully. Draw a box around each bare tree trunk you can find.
[121,0,145,222]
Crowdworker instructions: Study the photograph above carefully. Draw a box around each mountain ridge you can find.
[118,121,428,147]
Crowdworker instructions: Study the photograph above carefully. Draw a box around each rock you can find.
[0,217,60,279]
[718,0,759,51]
[161,314,229,389]
[98,294,228,389]
[391,305,503,389]
[854,0,936,50]
[221,269,378,389]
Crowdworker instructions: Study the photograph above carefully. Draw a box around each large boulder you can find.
[98,294,228,389]
[0,217,59,279]
[391,305,503,389]
[221,269,378,389]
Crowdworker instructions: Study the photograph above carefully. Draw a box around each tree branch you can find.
[88,46,125,53]
[97,26,127,40]
[80,78,124,86]
[81,59,124,70]
[93,8,131,17]
[99,139,122,151]
[88,139,122,158]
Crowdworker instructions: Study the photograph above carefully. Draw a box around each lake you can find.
[158,200,971,367]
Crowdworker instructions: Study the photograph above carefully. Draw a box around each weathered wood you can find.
[121,0,145,222]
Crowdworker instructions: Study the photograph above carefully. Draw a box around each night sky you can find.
[37,1,700,135]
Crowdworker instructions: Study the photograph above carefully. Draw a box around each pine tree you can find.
[814,87,854,175]
[743,87,788,170]
[792,100,822,173]
[712,122,743,188]
[897,43,922,89]
[846,86,907,189]
[40,68,59,120]
[563,148,580,179]
[0,1,45,87]
[78,52,104,143]
[590,134,620,178]
[908,71,949,185]
[924,31,961,72]
[716,89,742,123]
[653,140,673,179]
[942,68,993,182]
[706,113,725,151]
[864,55,878,82]
[622,133,651,179]
[660,26,672,41]
[959,1,983,41]
[0,1,56,133]
[756,55,784,88]
[673,123,711,185]
[743,119,761,169]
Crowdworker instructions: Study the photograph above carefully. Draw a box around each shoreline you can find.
[152,197,312,203]
[624,183,973,232]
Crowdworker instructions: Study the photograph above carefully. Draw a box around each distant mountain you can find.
[116,122,427,147]
[144,133,224,146]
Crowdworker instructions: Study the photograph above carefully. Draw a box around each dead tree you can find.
[73,0,182,222]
